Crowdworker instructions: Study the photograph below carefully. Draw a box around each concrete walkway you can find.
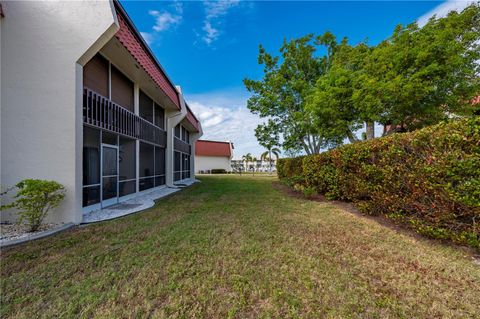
[82,179,199,224]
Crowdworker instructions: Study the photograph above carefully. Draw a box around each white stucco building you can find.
[0,1,202,224]
[195,140,234,173]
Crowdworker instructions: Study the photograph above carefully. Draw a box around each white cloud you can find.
[185,89,267,158]
[140,32,154,45]
[204,0,240,19]
[141,2,183,45]
[150,10,182,32]
[417,0,477,27]
[202,21,220,45]
[201,0,240,45]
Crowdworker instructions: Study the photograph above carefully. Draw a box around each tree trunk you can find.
[366,122,375,140]
[269,150,272,174]
[346,130,359,144]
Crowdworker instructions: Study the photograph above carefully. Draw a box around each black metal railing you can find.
[83,88,166,147]
[174,137,191,154]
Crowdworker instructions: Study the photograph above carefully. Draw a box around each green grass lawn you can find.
[1,175,479,318]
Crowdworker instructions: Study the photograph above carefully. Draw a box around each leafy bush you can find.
[211,169,227,174]
[303,186,317,198]
[4,179,66,232]
[281,175,305,188]
[278,118,480,249]
[277,156,304,179]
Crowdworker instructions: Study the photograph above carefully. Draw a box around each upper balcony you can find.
[174,137,191,154]
[83,88,167,147]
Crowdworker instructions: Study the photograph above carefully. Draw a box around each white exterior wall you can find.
[165,89,187,187]
[195,156,232,172]
[189,131,202,177]
[0,1,118,224]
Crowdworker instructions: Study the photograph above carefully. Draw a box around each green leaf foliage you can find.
[305,4,480,140]
[244,34,340,154]
[277,118,480,249]
[6,179,66,232]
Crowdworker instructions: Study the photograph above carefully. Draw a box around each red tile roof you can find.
[196,140,232,157]
[186,104,200,132]
[473,95,480,104]
[114,6,180,109]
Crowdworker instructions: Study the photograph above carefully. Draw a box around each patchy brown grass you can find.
[1,175,479,318]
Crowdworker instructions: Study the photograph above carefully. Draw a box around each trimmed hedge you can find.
[277,156,304,179]
[278,118,480,249]
[211,169,227,174]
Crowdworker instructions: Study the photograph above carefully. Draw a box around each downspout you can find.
[165,86,187,187]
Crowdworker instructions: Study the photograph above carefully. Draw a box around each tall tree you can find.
[356,4,480,133]
[306,39,371,142]
[244,33,340,155]
[307,3,480,140]
[242,153,254,175]
[261,148,281,174]
[255,119,282,173]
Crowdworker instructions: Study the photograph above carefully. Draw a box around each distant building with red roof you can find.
[195,140,234,173]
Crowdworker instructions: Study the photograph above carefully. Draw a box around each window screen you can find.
[139,91,154,123]
[140,142,154,178]
[83,127,100,186]
[111,66,134,111]
[83,54,108,97]
[175,124,181,138]
[119,137,135,181]
[154,103,165,129]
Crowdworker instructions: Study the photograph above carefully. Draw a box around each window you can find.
[182,154,187,179]
[181,127,188,142]
[83,187,100,208]
[154,103,165,129]
[139,142,154,191]
[119,137,136,196]
[111,65,134,111]
[181,154,191,180]
[83,54,108,97]
[175,124,181,139]
[155,146,165,186]
[139,91,154,123]
[173,151,191,182]
[174,151,181,181]
[83,127,100,186]
[83,127,100,207]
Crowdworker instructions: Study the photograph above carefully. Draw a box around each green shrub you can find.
[211,169,227,174]
[5,179,66,232]
[281,175,305,188]
[278,118,480,249]
[277,156,304,179]
[303,186,317,198]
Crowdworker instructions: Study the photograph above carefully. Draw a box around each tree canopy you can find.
[244,33,340,155]
[246,4,480,153]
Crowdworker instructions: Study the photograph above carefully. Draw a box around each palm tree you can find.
[242,153,259,176]
[242,153,253,175]
[251,156,257,176]
[261,147,281,174]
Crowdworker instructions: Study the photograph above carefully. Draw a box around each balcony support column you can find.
[134,83,140,193]
[165,100,187,187]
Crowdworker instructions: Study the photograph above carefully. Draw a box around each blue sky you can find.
[120,0,474,158]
